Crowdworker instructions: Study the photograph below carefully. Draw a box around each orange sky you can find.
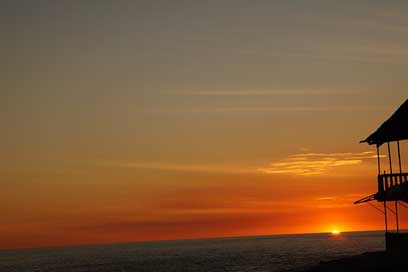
[2,151,408,249]
[2,1,408,249]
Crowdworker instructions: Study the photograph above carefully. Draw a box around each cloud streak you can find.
[170,90,336,96]
[258,151,379,176]
[102,161,253,174]
[143,106,386,114]
[102,151,381,176]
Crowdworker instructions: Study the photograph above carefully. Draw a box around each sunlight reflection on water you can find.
[0,231,384,272]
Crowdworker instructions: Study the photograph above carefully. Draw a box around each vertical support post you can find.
[387,142,396,232]
[396,141,402,232]
[377,145,381,175]
[387,142,400,233]
[397,141,402,174]
[388,142,393,174]
[395,199,399,232]
[384,201,388,233]
[377,146,384,193]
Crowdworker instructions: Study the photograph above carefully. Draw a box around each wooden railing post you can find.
[378,175,384,192]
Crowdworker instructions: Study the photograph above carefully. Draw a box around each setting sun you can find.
[331,229,341,235]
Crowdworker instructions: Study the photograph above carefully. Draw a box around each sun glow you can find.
[331,229,341,235]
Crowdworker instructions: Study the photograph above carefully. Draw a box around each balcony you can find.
[377,173,408,202]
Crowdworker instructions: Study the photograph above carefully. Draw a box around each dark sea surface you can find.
[0,231,384,272]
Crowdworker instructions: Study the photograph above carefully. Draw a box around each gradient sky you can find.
[2,0,408,249]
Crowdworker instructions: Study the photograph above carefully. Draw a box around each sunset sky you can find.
[2,0,408,249]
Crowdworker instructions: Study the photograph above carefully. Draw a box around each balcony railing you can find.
[378,173,408,193]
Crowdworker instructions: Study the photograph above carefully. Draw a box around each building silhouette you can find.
[355,99,408,252]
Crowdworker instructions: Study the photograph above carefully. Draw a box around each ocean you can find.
[0,231,385,272]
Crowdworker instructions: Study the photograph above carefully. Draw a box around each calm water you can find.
[0,231,384,272]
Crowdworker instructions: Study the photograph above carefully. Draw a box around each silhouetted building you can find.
[355,99,408,253]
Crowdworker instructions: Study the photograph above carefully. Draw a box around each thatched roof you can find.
[361,99,408,146]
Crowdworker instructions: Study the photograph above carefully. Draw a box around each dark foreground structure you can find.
[301,99,408,271]
[354,99,408,252]
[304,251,408,272]
[305,99,408,272]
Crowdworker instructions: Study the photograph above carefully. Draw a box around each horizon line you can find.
[0,229,390,252]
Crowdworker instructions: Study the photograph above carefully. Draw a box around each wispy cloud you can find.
[311,193,367,208]
[101,151,380,176]
[258,151,380,176]
[315,196,337,201]
[144,105,385,114]
[170,90,335,96]
[210,106,380,113]
[102,161,253,174]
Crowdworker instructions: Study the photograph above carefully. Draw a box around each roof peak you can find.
[361,99,408,146]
